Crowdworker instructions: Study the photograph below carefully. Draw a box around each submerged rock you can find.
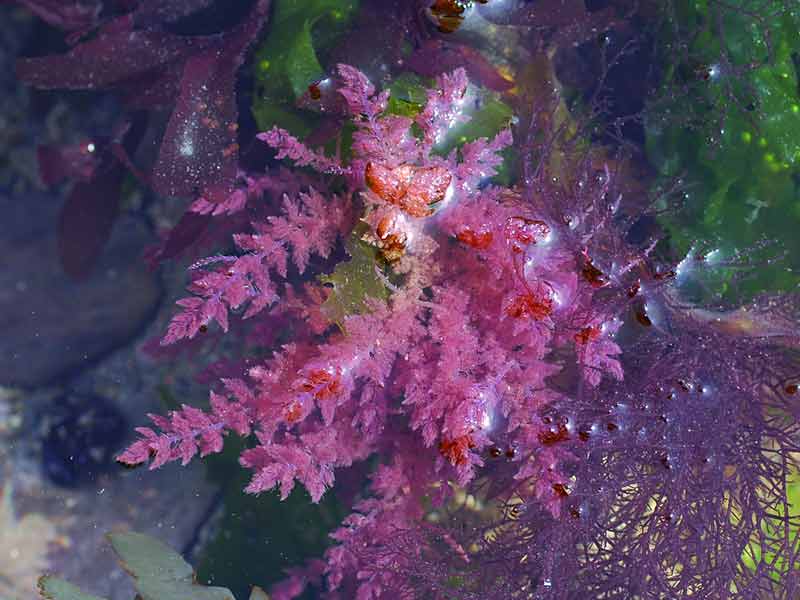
[0,192,161,387]
[40,392,127,487]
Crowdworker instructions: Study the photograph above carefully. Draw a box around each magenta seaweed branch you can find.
[114,64,800,598]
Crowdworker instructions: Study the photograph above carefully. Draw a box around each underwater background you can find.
[0,1,799,599]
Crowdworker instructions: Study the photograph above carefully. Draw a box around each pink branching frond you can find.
[257,127,349,175]
[117,392,251,468]
[415,67,470,150]
[452,129,513,194]
[335,63,389,121]
[163,189,349,344]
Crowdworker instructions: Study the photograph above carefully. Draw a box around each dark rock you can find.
[0,192,161,387]
[40,392,128,487]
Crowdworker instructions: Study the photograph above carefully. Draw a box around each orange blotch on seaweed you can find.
[574,325,601,345]
[428,0,468,33]
[439,434,476,467]
[375,215,408,263]
[537,422,570,445]
[552,483,570,498]
[456,228,493,250]
[581,259,608,288]
[285,402,303,423]
[505,291,553,320]
[308,82,322,100]
[365,162,451,218]
[376,215,393,240]
[504,216,550,253]
[634,304,652,327]
[300,369,343,402]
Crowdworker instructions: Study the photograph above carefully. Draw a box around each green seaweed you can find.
[435,96,513,156]
[647,1,800,296]
[196,441,344,600]
[251,0,359,136]
[320,226,389,330]
[38,578,108,600]
[38,532,241,600]
[385,72,428,118]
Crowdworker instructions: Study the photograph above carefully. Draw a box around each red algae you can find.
[12,1,800,598]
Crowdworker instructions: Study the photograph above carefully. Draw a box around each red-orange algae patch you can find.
[376,215,393,240]
[375,215,407,263]
[285,402,303,423]
[308,82,322,100]
[538,423,570,445]
[504,217,550,253]
[505,291,554,320]
[456,228,493,250]
[581,258,608,288]
[634,304,652,327]
[574,325,601,345]
[301,369,343,402]
[552,483,570,498]
[365,162,451,218]
[379,234,407,263]
[439,434,476,467]
[428,0,468,33]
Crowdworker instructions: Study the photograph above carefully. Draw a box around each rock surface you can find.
[14,464,220,600]
[0,192,162,387]
[1,326,221,600]
[0,6,225,599]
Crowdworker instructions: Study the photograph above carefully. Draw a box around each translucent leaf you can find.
[248,587,271,600]
[319,228,389,330]
[38,577,108,600]
[36,532,239,600]
[386,73,427,117]
[285,20,325,99]
[741,472,800,580]
[108,532,236,600]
